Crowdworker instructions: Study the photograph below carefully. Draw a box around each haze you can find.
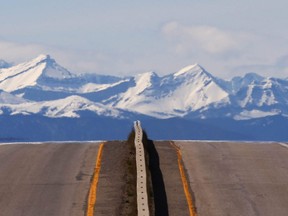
[1,0,288,78]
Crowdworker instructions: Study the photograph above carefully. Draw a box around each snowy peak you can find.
[113,64,230,118]
[134,71,159,90]
[230,72,265,94]
[32,54,74,79]
[32,54,51,62]
[244,72,264,82]
[0,60,11,69]
[136,71,158,79]
[171,66,229,112]
[171,64,228,105]
[0,90,27,104]
[40,95,121,118]
[172,64,217,89]
[0,55,288,120]
[173,63,206,77]
[0,54,75,92]
[0,95,123,118]
[235,75,288,110]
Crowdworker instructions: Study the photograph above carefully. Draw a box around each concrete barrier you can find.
[134,120,150,216]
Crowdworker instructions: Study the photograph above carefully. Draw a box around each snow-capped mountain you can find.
[110,64,230,118]
[0,54,288,121]
[0,54,75,93]
[0,90,27,104]
[0,60,11,69]
[1,54,288,141]
[0,95,123,118]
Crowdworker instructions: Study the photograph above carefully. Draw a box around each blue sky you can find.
[1,0,288,78]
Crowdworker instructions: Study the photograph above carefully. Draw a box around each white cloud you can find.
[0,40,148,76]
[0,40,106,74]
[160,21,288,78]
[232,54,288,78]
[0,40,46,63]
[1,30,288,79]
[162,21,254,55]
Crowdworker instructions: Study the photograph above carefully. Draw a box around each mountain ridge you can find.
[0,54,288,141]
[0,54,287,120]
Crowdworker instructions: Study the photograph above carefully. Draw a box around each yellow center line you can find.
[170,141,197,216]
[86,143,104,216]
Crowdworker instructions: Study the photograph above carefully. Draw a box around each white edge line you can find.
[171,140,280,144]
[0,140,105,146]
[279,142,288,149]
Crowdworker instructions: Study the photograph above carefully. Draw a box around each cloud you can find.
[0,40,152,76]
[0,40,46,62]
[161,21,254,55]
[232,54,288,78]
[0,40,107,74]
[276,55,288,68]
[160,21,288,78]
[1,29,287,79]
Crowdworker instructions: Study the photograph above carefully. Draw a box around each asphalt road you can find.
[2,141,287,216]
[94,141,133,216]
[176,141,288,216]
[153,141,191,216]
[0,143,100,216]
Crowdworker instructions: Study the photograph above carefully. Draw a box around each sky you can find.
[1,0,288,79]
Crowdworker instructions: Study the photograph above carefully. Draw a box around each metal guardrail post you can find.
[134,120,150,216]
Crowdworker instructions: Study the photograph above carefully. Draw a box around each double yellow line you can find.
[171,142,197,216]
[86,143,104,216]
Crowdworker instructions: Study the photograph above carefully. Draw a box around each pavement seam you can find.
[170,141,197,216]
[86,143,104,216]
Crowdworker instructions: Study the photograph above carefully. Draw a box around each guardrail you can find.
[134,120,150,216]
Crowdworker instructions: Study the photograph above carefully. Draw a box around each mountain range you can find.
[0,54,287,141]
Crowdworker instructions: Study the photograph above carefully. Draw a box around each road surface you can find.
[153,141,191,216]
[1,141,288,216]
[0,141,135,216]
[0,143,100,216]
[176,141,288,216]
[93,141,133,216]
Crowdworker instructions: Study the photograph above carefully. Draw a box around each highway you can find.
[151,141,194,215]
[93,141,136,216]
[0,143,100,216]
[177,141,288,216]
[1,139,288,216]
